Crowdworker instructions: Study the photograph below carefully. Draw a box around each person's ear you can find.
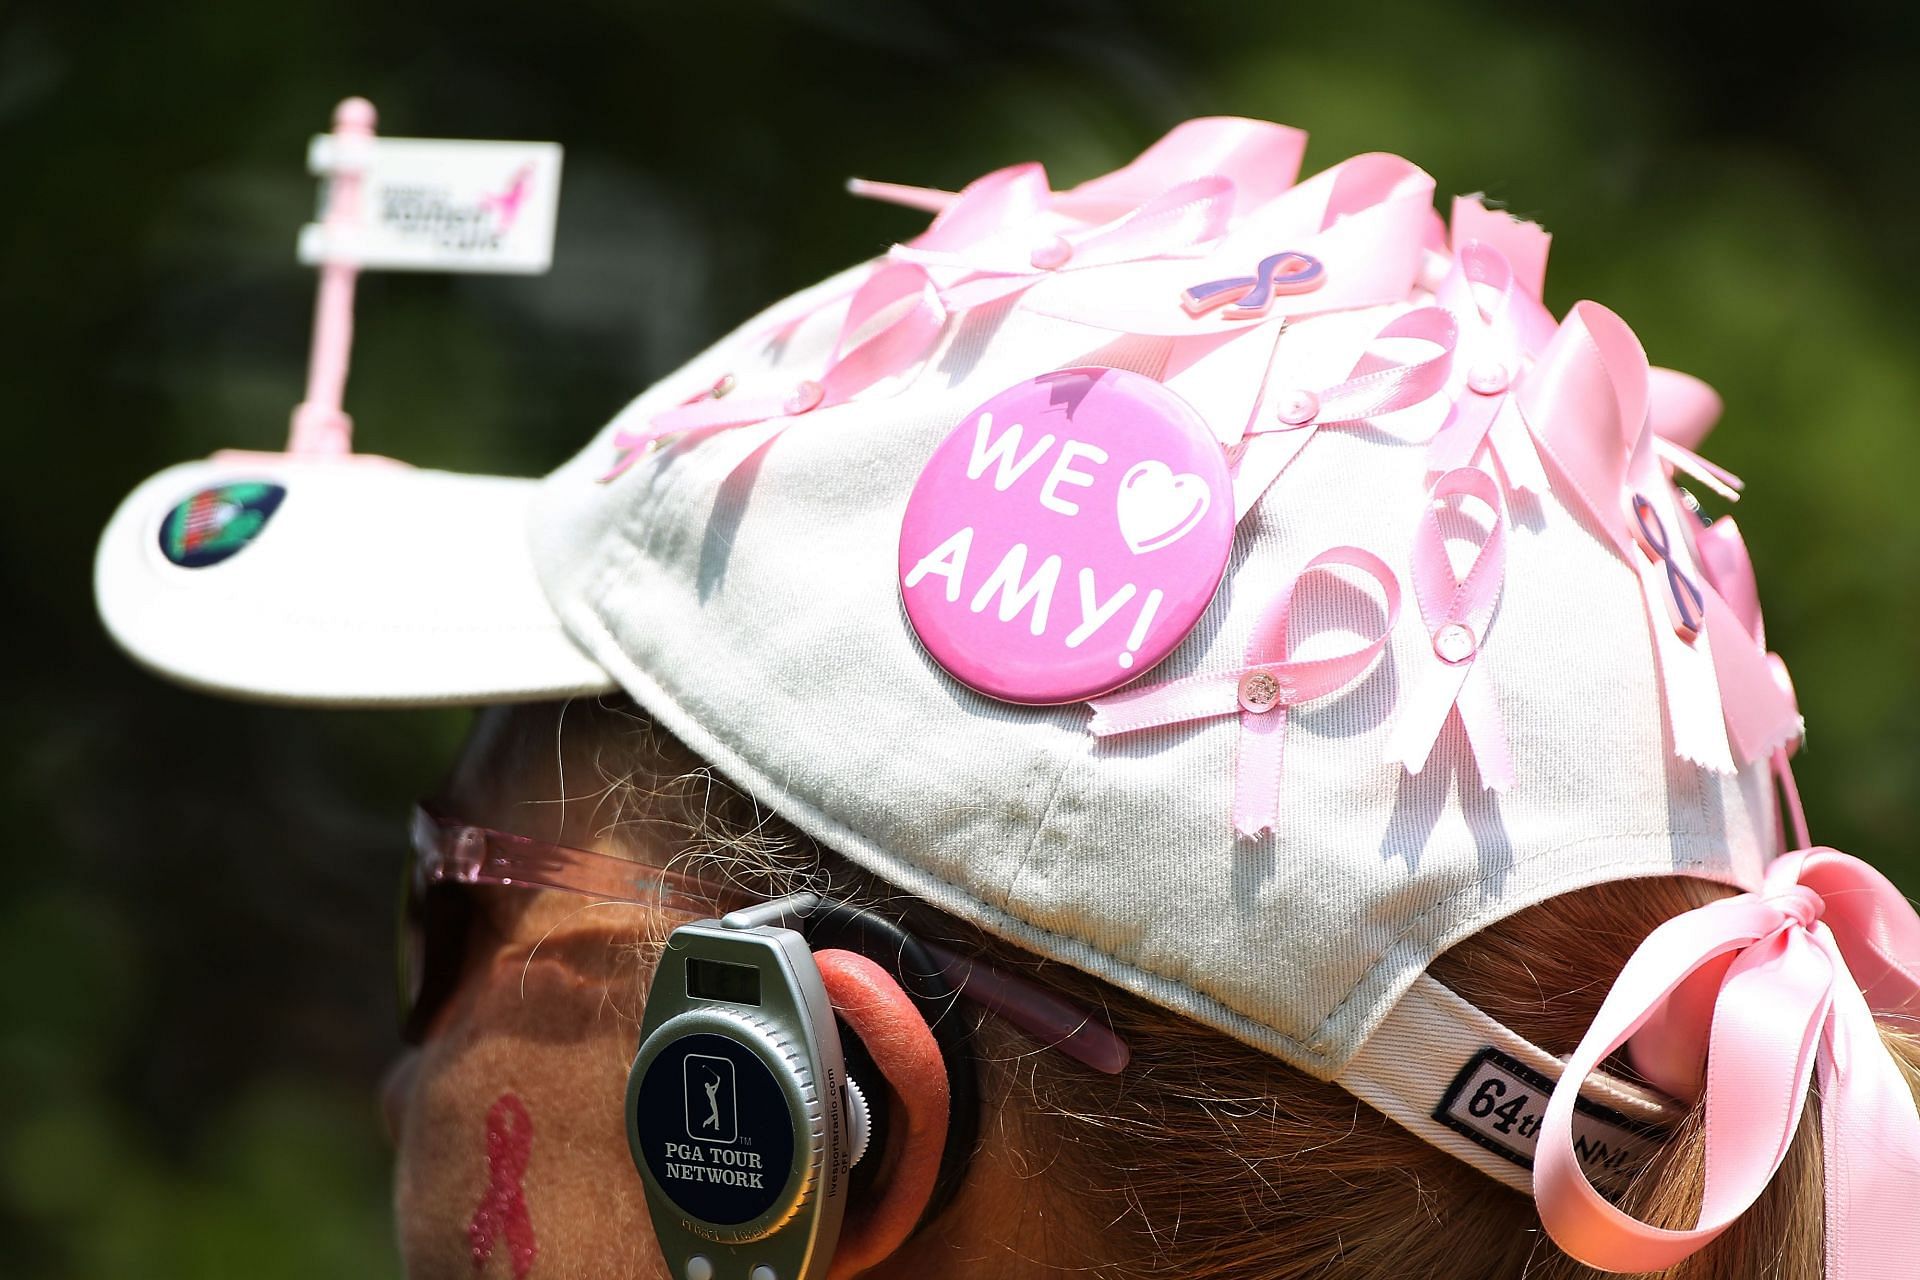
[812,949,952,1280]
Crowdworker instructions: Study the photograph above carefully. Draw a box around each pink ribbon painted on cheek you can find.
[468,1092,538,1279]
[1086,547,1401,837]
[1385,466,1513,790]
[1534,849,1920,1280]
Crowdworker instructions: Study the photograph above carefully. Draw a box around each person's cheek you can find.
[392,928,667,1280]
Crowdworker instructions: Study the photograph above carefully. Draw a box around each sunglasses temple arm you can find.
[924,940,1131,1075]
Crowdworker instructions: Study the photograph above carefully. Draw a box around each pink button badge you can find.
[899,367,1233,704]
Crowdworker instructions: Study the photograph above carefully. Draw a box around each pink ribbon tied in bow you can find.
[1087,546,1401,837]
[1384,466,1514,790]
[1535,848,1920,1280]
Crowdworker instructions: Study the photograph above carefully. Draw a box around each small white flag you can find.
[299,135,563,274]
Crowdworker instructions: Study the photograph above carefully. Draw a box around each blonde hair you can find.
[492,696,1920,1279]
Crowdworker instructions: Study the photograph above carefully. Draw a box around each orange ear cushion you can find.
[813,948,951,1279]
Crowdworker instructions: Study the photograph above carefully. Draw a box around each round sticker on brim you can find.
[159,482,287,568]
[899,367,1233,705]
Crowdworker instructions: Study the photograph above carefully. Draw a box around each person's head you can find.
[100,116,1920,1279]
[382,694,1920,1280]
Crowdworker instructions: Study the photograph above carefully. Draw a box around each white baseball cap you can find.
[107,117,1894,1261]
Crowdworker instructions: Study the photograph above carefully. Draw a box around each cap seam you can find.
[997,736,1086,916]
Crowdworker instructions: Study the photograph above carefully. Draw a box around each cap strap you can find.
[1336,972,1680,1197]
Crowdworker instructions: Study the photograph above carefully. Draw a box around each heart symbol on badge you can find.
[1116,460,1213,554]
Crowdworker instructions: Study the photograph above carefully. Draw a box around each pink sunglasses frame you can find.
[406,805,1130,1074]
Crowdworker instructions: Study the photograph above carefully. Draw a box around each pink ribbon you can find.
[604,260,946,474]
[1448,194,1551,300]
[1037,151,1437,342]
[1230,306,1459,514]
[1694,514,1809,844]
[1385,467,1513,789]
[1162,156,1443,447]
[616,121,1310,472]
[1518,301,1737,773]
[1424,242,1553,492]
[1087,547,1400,837]
[1535,849,1920,1280]
[895,173,1238,310]
[468,1092,538,1279]
[848,116,1307,225]
[1648,365,1744,501]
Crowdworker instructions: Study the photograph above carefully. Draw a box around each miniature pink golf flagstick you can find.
[221,99,561,468]
[1385,466,1513,790]
[897,367,1234,705]
[287,97,378,458]
[1088,546,1401,838]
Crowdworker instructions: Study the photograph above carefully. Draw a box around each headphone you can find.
[625,892,978,1280]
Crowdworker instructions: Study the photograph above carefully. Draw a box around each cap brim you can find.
[96,455,617,707]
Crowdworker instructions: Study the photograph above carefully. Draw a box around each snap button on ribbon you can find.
[1274,388,1320,427]
[784,380,825,415]
[1029,235,1073,270]
[1432,622,1477,665]
[1238,669,1287,713]
[1466,361,1510,396]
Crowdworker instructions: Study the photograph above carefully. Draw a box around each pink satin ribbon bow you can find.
[1536,848,1920,1279]
[1087,547,1400,837]
[1384,466,1513,790]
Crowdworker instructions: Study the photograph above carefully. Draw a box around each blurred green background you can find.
[5,1,1917,1275]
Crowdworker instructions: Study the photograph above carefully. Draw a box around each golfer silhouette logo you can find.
[683,1055,738,1145]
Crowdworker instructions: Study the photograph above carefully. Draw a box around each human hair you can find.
[474,695,1920,1279]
